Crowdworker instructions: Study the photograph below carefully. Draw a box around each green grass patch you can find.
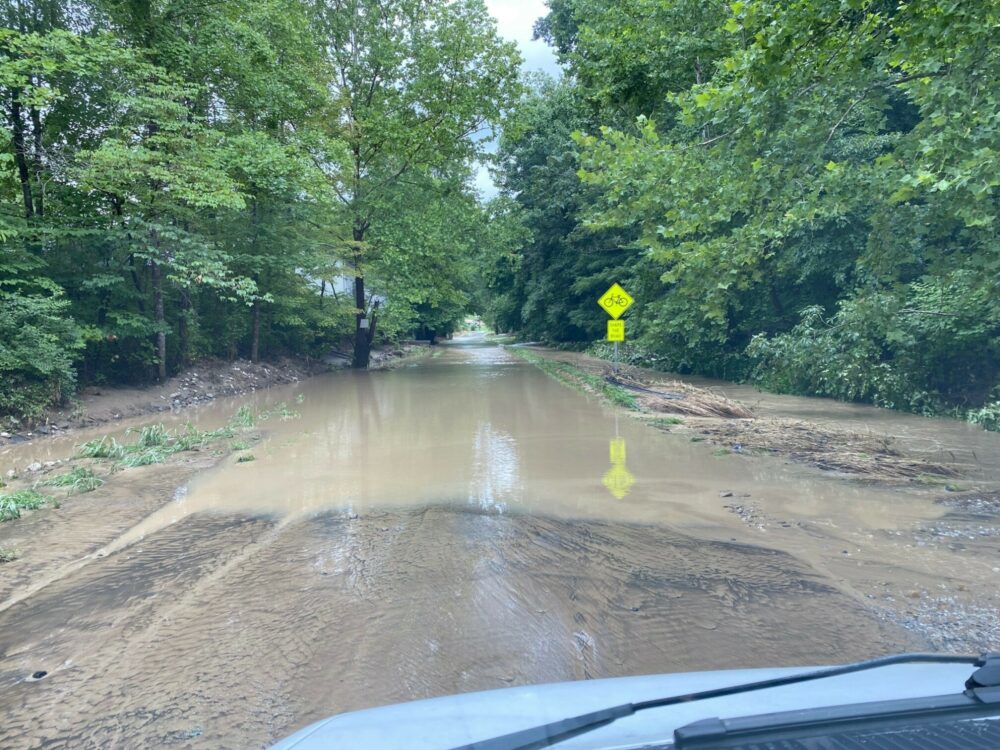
[117,446,172,468]
[0,489,50,523]
[236,453,256,463]
[649,416,684,427]
[254,402,299,422]
[73,405,292,472]
[41,466,103,493]
[512,349,639,410]
[229,405,256,430]
[0,546,18,563]
[77,436,127,460]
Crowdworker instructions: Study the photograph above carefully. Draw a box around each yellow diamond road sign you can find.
[598,283,634,319]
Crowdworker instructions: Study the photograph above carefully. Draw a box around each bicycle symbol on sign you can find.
[597,283,634,319]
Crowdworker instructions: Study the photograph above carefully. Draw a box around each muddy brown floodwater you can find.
[1,337,998,749]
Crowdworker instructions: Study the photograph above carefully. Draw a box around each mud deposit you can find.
[1,338,998,749]
[0,508,917,749]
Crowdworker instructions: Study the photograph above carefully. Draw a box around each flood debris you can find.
[686,417,961,481]
[605,360,960,481]
[523,349,966,482]
[606,370,753,419]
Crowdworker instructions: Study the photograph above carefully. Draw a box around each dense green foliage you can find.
[489,0,1000,421]
[1,0,518,421]
[5,0,999,426]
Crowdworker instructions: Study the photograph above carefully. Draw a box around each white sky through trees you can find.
[475,0,560,198]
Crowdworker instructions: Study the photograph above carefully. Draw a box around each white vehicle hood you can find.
[268,661,975,750]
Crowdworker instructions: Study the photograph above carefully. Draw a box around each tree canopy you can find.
[487,0,1000,422]
[1,0,518,421]
[4,0,999,428]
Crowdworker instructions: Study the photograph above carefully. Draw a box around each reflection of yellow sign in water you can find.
[597,283,634,320]
[603,436,635,499]
[603,464,635,499]
[609,437,626,464]
[607,320,625,342]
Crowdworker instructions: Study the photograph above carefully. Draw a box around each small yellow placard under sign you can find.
[597,283,634,320]
[607,320,625,342]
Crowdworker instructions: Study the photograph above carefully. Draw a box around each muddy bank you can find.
[0,507,920,750]
[0,347,423,450]
[526,347,982,484]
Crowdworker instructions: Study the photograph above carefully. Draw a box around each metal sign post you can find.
[598,284,632,374]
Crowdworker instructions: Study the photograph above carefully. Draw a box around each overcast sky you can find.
[474,0,561,198]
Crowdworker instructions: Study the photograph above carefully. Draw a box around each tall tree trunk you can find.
[352,274,370,368]
[151,259,167,382]
[29,103,43,217]
[351,223,371,369]
[9,94,34,218]
[250,298,261,363]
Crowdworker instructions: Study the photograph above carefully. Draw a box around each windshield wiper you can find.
[450,652,984,750]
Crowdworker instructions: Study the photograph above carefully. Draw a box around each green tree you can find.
[307,0,521,367]
[571,0,1000,400]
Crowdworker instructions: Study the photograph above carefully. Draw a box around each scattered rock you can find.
[0,432,10,438]
[27,462,42,473]
[719,490,734,498]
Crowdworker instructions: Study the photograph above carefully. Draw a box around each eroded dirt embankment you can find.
[0,346,422,450]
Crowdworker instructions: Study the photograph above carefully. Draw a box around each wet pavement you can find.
[0,337,997,749]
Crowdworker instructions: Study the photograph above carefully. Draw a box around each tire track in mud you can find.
[0,506,921,749]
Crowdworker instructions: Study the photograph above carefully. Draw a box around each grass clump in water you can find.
[0,489,50,523]
[77,436,126,460]
[229,405,256,430]
[73,404,287,471]
[512,349,638,410]
[77,422,237,470]
[0,546,18,563]
[650,416,684,427]
[41,466,103,493]
[236,453,256,463]
[117,446,172,468]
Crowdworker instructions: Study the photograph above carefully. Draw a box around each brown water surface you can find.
[1,337,997,749]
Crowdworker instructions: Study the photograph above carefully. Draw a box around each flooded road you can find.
[1,338,997,749]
